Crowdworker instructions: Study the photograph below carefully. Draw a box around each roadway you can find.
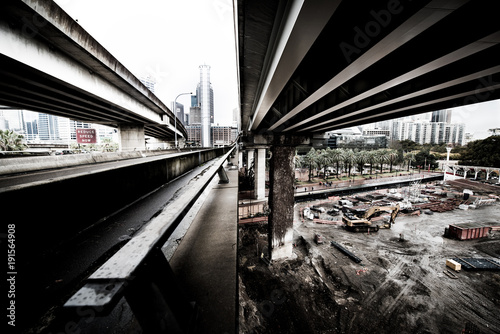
[0,151,184,189]
[8,156,226,333]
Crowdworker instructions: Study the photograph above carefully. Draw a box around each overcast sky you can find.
[53,0,499,138]
[54,0,238,126]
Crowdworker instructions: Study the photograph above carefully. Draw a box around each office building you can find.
[197,65,214,147]
[391,119,465,145]
[431,109,452,123]
[172,102,186,125]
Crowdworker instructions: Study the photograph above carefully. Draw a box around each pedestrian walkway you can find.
[168,153,239,333]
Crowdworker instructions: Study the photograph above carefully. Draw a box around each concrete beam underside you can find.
[168,154,238,333]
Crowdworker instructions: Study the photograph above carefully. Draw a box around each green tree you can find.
[317,148,332,179]
[414,149,438,170]
[0,130,27,151]
[403,152,416,171]
[328,148,344,178]
[354,150,368,175]
[398,139,420,152]
[342,149,355,177]
[303,148,318,181]
[459,136,500,167]
[386,149,399,173]
[366,150,377,175]
[375,149,388,173]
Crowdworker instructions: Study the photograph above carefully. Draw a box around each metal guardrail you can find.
[64,145,235,333]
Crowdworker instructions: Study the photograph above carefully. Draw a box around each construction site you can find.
[238,178,500,334]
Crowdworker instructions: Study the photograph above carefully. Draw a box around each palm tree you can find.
[386,149,399,173]
[342,149,355,177]
[404,152,416,171]
[366,150,377,175]
[375,149,388,174]
[329,148,344,178]
[303,148,318,181]
[354,150,368,175]
[317,148,332,179]
[0,130,27,151]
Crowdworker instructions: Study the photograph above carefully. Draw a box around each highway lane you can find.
[0,152,185,189]
[13,157,221,333]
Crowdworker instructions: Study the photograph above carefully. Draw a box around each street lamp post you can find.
[173,92,192,148]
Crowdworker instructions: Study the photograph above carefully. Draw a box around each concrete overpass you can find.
[0,0,187,150]
[236,0,500,259]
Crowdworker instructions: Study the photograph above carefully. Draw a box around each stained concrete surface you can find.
[168,156,239,334]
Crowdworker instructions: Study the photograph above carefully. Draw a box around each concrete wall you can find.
[1,147,231,249]
[0,149,210,176]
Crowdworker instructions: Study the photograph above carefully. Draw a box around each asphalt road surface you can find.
[8,159,216,333]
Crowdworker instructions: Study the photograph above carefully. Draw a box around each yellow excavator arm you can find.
[363,205,400,226]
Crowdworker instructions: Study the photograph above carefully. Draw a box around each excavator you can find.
[342,204,400,232]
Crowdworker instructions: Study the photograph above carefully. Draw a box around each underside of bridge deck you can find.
[238,0,500,136]
[237,0,500,258]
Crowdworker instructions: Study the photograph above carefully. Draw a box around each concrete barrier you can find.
[1,147,232,249]
[0,151,147,175]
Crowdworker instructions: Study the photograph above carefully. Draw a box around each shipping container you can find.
[446,222,494,240]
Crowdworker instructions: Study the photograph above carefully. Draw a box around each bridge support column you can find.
[267,137,297,260]
[118,124,146,152]
[246,149,255,174]
[254,148,266,200]
[238,151,243,170]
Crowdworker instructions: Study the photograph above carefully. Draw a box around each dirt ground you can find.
[238,184,500,334]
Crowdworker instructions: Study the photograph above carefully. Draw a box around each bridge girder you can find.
[237,0,500,137]
[0,0,187,140]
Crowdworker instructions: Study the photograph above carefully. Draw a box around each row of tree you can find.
[295,147,438,181]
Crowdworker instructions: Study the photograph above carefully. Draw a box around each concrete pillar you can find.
[246,149,255,174]
[463,167,470,179]
[254,148,266,200]
[268,144,295,260]
[238,151,243,169]
[118,124,146,151]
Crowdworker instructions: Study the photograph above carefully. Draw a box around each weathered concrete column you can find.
[118,124,146,151]
[254,148,266,200]
[268,142,295,260]
[238,151,243,169]
[246,149,255,174]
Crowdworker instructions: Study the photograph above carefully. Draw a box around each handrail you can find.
[64,145,235,333]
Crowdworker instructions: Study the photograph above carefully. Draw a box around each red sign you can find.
[76,128,97,144]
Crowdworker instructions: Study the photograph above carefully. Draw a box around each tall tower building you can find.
[172,102,186,125]
[38,113,60,140]
[198,65,214,147]
[431,110,452,123]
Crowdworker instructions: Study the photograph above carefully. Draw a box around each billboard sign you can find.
[76,128,97,144]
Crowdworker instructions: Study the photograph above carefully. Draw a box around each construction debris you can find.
[452,257,500,271]
[330,241,362,263]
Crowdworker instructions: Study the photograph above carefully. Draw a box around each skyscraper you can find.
[431,110,452,123]
[38,113,60,140]
[198,65,214,147]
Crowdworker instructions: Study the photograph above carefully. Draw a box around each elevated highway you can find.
[2,0,500,333]
[0,0,187,150]
[236,0,500,259]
